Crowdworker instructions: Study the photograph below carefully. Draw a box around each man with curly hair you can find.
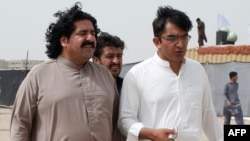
[10,2,119,141]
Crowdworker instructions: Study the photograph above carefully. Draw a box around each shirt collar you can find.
[153,52,186,68]
[57,56,89,70]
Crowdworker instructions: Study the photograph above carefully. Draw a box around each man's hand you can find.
[139,127,178,141]
[227,101,232,108]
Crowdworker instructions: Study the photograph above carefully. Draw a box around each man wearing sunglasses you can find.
[118,6,223,141]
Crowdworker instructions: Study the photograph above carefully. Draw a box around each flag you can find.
[217,14,230,30]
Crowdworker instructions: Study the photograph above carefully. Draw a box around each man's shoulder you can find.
[28,59,56,73]
[130,57,154,70]
[117,76,123,87]
[88,62,109,71]
[117,76,124,82]
[185,58,207,73]
[88,62,114,77]
[225,82,231,87]
[185,58,202,65]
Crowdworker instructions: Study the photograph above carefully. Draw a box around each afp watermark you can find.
[224,125,250,140]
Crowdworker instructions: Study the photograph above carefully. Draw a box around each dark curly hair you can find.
[152,6,193,37]
[45,2,100,59]
[93,32,125,58]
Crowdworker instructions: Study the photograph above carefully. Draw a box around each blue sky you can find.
[1,0,250,64]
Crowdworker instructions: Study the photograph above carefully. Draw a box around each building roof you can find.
[186,45,250,63]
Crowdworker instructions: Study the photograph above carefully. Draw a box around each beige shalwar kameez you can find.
[10,56,119,141]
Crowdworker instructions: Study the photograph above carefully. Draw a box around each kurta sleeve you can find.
[224,84,230,103]
[201,72,224,141]
[10,72,38,141]
[118,71,144,141]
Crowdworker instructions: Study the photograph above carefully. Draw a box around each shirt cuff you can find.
[126,123,144,141]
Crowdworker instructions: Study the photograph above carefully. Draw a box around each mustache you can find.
[81,41,95,48]
[110,64,121,67]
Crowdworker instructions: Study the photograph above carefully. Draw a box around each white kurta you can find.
[118,53,223,141]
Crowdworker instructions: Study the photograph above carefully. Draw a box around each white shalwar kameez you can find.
[118,53,223,141]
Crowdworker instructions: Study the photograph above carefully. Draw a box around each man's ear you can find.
[153,37,161,49]
[92,56,100,64]
[60,36,68,48]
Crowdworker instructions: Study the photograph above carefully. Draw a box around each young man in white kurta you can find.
[118,53,223,141]
[118,5,223,141]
